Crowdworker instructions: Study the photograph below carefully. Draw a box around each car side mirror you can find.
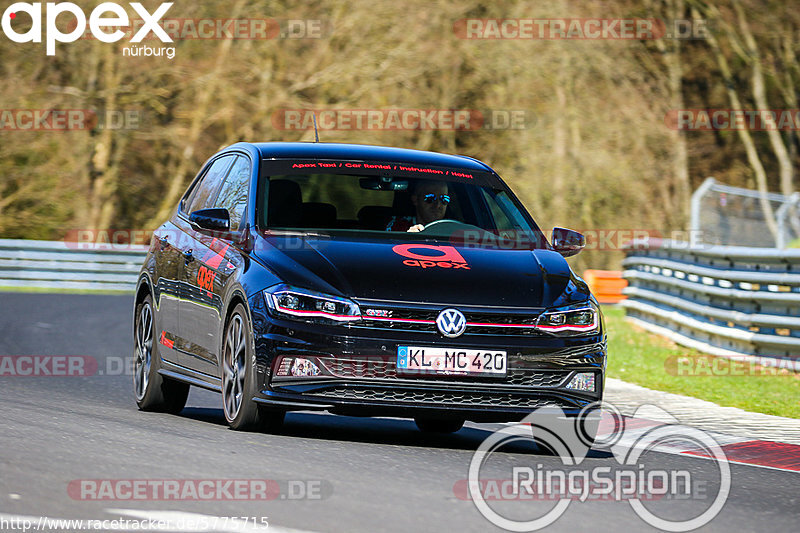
[551,227,585,257]
[189,208,230,232]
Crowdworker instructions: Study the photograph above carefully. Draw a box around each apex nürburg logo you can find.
[1,2,173,55]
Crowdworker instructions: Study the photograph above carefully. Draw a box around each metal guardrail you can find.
[0,239,147,292]
[622,239,800,369]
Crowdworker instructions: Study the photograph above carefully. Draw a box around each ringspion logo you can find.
[1,2,173,55]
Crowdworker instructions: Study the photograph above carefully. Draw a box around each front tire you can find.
[221,303,284,431]
[134,294,189,413]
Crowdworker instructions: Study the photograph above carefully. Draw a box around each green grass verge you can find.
[604,306,800,418]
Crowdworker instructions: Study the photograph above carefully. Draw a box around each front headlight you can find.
[537,302,599,336]
[264,284,361,323]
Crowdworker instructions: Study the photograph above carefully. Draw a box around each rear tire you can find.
[133,294,189,414]
[221,303,284,432]
[414,417,464,433]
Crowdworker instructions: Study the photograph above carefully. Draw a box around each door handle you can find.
[184,249,194,263]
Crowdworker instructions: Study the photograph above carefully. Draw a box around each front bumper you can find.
[250,299,606,423]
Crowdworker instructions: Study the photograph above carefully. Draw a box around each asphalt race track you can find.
[1,292,798,533]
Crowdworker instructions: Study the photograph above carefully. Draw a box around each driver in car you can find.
[386,180,450,232]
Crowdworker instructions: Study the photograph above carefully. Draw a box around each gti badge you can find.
[436,308,467,337]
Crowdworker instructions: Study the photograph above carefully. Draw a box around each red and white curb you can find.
[599,378,800,473]
[596,413,800,473]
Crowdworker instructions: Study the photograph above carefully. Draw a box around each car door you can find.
[180,155,250,377]
[151,220,183,364]
[173,154,236,369]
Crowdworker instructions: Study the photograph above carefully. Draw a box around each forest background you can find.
[1,0,797,271]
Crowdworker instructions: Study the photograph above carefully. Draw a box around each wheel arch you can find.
[223,288,251,330]
[133,274,153,337]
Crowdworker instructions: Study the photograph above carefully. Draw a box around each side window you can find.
[184,155,235,214]
[494,190,532,231]
[214,156,251,230]
[480,188,528,231]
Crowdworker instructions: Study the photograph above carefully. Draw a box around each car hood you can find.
[253,234,581,308]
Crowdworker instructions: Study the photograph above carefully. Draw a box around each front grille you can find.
[469,313,539,326]
[354,305,542,336]
[506,369,569,387]
[317,356,570,387]
[358,318,436,332]
[314,386,565,409]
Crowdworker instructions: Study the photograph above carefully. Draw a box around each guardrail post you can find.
[776,192,800,249]
[689,177,716,247]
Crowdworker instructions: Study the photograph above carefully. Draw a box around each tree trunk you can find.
[148,0,246,227]
[733,0,794,198]
[88,45,122,231]
[695,6,779,240]
[552,57,568,218]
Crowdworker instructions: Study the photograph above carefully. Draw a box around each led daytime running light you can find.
[537,306,598,333]
[266,286,361,322]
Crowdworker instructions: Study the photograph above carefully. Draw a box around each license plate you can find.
[397,346,507,376]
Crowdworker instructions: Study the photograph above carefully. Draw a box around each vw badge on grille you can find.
[436,308,466,337]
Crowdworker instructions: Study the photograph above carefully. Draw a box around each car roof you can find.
[236,142,493,172]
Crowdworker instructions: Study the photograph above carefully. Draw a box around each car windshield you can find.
[258,159,547,249]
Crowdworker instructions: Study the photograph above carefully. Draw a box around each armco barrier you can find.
[583,269,627,304]
[621,239,800,369]
[0,239,147,292]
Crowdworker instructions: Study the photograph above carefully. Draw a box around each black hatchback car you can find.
[133,142,606,433]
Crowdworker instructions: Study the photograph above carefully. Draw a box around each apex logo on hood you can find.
[392,244,471,270]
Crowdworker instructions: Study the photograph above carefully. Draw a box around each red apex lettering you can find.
[196,265,216,291]
[392,244,470,270]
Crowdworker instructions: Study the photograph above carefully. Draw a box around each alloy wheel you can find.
[133,302,153,400]
[222,314,247,421]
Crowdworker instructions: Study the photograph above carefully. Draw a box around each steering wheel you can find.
[417,219,487,239]
[422,218,462,229]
